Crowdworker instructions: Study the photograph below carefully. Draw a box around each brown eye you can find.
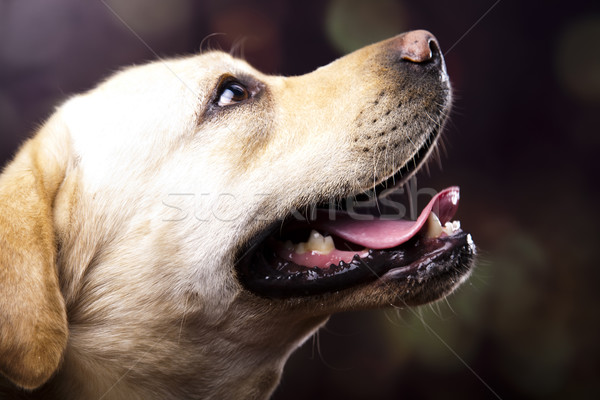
[217,81,249,106]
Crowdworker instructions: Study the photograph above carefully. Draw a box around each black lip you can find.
[236,231,475,298]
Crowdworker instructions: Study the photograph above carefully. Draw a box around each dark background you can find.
[1,0,599,399]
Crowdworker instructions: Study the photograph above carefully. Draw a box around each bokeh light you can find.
[556,15,600,103]
[326,0,407,53]
[105,0,193,37]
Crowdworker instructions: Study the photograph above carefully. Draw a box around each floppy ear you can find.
[0,112,70,389]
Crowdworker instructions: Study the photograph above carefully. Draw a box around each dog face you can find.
[0,31,474,399]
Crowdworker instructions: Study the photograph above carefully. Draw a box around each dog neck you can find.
[43,291,329,399]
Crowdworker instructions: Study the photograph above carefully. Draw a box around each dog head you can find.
[0,30,474,398]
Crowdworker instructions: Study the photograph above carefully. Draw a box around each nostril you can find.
[396,30,441,64]
[428,38,441,60]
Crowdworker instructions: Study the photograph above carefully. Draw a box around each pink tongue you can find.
[312,187,460,249]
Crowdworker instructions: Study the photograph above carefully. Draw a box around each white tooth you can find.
[324,236,335,250]
[309,230,323,242]
[442,222,452,235]
[306,230,323,251]
[292,230,335,255]
[306,230,335,254]
[295,242,307,254]
[441,220,461,236]
[424,212,443,238]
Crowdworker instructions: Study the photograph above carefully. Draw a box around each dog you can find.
[0,30,475,399]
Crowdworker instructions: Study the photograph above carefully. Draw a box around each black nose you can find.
[393,30,442,66]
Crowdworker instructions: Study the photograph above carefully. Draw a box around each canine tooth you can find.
[424,212,443,238]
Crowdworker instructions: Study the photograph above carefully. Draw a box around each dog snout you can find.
[394,30,442,66]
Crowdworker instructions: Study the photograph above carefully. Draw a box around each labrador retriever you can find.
[0,30,475,399]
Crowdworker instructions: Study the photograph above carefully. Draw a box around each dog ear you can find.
[0,112,70,389]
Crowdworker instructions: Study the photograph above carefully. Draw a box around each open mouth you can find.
[237,122,474,301]
[237,183,474,298]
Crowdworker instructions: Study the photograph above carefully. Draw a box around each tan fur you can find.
[0,33,456,399]
[0,113,70,389]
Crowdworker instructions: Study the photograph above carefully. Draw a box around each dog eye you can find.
[217,81,249,106]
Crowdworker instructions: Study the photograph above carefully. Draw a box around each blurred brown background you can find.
[1,0,599,399]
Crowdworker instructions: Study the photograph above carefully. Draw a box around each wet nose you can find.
[393,30,442,64]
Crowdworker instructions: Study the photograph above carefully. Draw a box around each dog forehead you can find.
[61,51,267,127]
[54,52,270,187]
